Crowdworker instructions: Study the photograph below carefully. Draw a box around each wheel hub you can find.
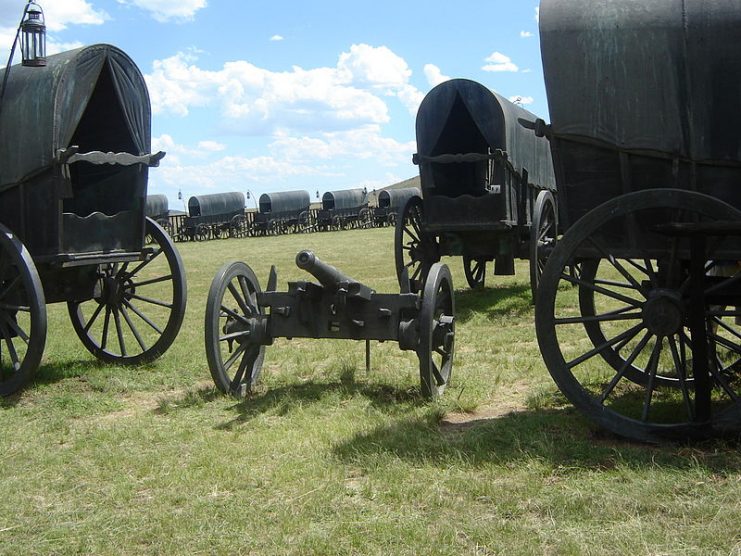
[642,289,684,337]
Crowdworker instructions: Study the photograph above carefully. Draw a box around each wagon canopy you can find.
[322,189,368,211]
[415,79,555,194]
[145,194,169,219]
[540,0,741,163]
[259,190,310,214]
[378,187,420,209]
[188,192,245,218]
[0,43,151,190]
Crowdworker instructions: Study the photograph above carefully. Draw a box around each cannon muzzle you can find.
[296,250,373,300]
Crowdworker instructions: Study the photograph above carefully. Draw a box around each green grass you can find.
[1,228,740,555]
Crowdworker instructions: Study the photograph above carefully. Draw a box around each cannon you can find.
[252,190,312,235]
[533,0,741,441]
[373,187,420,227]
[316,188,370,231]
[204,251,455,399]
[0,44,187,395]
[395,79,557,295]
[182,192,246,240]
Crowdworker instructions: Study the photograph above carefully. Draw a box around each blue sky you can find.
[0,0,545,210]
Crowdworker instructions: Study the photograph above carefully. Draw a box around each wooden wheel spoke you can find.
[83,303,105,333]
[1,311,29,344]
[229,345,259,391]
[128,293,173,309]
[113,308,127,356]
[124,249,162,278]
[227,282,251,317]
[220,305,251,325]
[585,238,646,293]
[0,275,20,302]
[131,274,173,288]
[562,271,644,308]
[223,341,249,372]
[101,307,112,350]
[567,322,645,369]
[0,323,21,370]
[640,339,665,422]
[600,331,653,403]
[667,335,695,420]
[122,299,163,334]
[120,305,147,352]
[555,306,642,325]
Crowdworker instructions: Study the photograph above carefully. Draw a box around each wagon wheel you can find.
[358,208,370,229]
[388,212,397,227]
[462,256,487,289]
[529,190,558,302]
[417,263,455,399]
[535,189,741,442]
[205,261,266,397]
[68,218,187,365]
[395,196,439,294]
[298,210,312,233]
[230,215,246,238]
[0,224,47,396]
[196,224,210,241]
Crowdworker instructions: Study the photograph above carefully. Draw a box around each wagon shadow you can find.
[331,406,741,472]
[454,283,533,324]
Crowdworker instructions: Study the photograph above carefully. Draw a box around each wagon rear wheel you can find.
[417,263,455,399]
[530,190,558,302]
[463,256,487,289]
[205,261,266,397]
[395,196,439,294]
[68,218,187,365]
[0,224,46,396]
[535,189,741,442]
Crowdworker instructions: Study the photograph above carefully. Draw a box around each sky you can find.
[0,0,546,210]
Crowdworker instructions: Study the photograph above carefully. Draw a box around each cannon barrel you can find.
[295,250,373,299]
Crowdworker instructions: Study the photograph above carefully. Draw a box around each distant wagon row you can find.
[148,186,419,241]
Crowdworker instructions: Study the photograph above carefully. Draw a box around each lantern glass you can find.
[21,2,46,67]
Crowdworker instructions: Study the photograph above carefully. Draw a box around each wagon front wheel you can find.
[0,224,47,396]
[463,256,486,289]
[205,261,266,397]
[68,218,187,365]
[530,190,557,302]
[395,196,438,294]
[417,263,455,399]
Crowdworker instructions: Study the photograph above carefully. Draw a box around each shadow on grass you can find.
[455,283,533,324]
[331,405,741,472]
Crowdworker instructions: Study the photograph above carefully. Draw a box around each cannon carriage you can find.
[316,188,370,231]
[252,190,311,235]
[204,251,455,399]
[0,44,187,395]
[373,187,420,227]
[533,0,741,441]
[182,192,246,240]
[395,79,557,294]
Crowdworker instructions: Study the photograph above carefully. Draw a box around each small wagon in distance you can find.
[145,194,172,237]
[0,44,187,395]
[317,188,370,231]
[373,187,420,227]
[252,190,311,235]
[183,192,246,240]
[395,78,557,295]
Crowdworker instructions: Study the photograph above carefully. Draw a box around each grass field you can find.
[2,227,740,555]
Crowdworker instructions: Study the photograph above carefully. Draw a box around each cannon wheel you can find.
[395,196,439,294]
[535,189,741,442]
[418,263,455,399]
[68,218,187,365]
[205,261,266,397]
[529,190,558,302]
[0,224,47,396]
[462,256,486,289]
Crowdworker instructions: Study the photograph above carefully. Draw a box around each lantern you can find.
[21,2,46,67]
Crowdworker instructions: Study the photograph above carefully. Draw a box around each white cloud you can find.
[198,140,226,152]
[423,64,449,87]
[482,51,518,73]
[520,31,533,38]
[146,44,425,129]
[117,0,207,23]
[508,95,534,106]
[270,35,284,42]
